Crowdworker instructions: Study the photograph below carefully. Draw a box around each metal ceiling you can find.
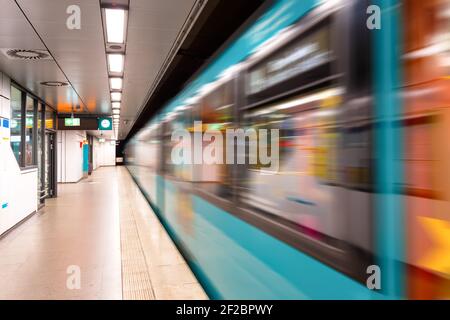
[118,0,200,139]
[0,0,83,113]
[0,0,202,140]
[0,0,266,142]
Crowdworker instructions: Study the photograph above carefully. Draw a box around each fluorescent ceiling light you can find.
[112,102,121,109]
[111,92,121,102]
[110,78,122,90]
[112,109,120,115]
[108,54,124,73]
[105,8,126,44]
[113,115,120,119]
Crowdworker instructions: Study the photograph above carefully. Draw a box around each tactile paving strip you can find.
[119,179,155,300]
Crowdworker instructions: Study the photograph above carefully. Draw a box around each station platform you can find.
[0,167,207,300]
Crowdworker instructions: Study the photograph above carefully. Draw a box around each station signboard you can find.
[64,118,81,127]
[98,117,112,131]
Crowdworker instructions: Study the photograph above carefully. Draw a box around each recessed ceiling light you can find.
[105,8,126,44]
[111,92,121,102]
[5,49,52,60]
[113,115,120,119]
[110,77,122,90]
[108,54,124,73]
[112,102,121,109]
[112,109,120,115]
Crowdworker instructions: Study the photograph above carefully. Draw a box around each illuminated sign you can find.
[247,25,332,95]
[98,117,112,130]
[10,119,18,129]
[45,119,54,129]
[65,118,81,126]
[26,118,33,128]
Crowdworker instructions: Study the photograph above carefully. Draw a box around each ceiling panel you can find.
[0,0,200,140]
[17,0,110,115]
[0,0,83,112]
[120,0,197,139]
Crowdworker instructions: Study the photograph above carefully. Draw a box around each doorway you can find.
[43,131,57,200]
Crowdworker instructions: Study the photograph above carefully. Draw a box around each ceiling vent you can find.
[1,49,52,60]
[40,81,69,87]
[106,43,125,52]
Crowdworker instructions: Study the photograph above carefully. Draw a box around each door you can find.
[44,131,56,198]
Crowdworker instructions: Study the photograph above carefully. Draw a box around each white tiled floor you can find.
[0,166,207,300]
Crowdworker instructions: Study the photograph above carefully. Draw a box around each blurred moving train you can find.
[125,0,450,299]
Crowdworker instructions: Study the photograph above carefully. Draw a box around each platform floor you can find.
[0,166,207,300]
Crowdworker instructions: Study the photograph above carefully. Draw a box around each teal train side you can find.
[125,0,411,299]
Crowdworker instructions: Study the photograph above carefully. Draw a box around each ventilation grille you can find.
[1,49,52,60]
[40,81,69,87]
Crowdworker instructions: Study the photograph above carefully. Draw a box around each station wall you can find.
[57,130,86,183]
[97,139,116,168]
[0,71,38,236]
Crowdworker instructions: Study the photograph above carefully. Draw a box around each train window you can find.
[341,124,373,191]
[163,108,194,180]
[402,0,450,299]
[402,116,439,199]
[245,19,335,105]
[193,81,235,197]
[241,88,349,240]
[240,86,374,268]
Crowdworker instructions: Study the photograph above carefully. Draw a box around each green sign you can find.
[26,117,33,128]
[98,117,112,130]
[65,118,80,126]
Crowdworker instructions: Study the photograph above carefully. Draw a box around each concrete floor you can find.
[0,166,207,300]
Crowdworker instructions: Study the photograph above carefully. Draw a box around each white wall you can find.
[0,71,38,236]
[93,137,100,170]
[57,130,86,183]
[0,72,11,119]
[93,137,116,168]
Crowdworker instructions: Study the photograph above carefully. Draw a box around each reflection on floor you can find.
[0,166,207,300]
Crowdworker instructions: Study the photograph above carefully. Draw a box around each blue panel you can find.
[82,144,89,173]
[141,176,381,300]
[2,118,9,128]
[372,0,405,298]
[125,0,397,300]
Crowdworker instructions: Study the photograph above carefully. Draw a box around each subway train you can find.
[124,0,450,299]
